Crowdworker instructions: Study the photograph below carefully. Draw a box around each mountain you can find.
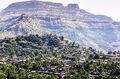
[0,1,120,51]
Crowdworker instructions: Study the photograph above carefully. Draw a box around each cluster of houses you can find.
[0,34,120,79]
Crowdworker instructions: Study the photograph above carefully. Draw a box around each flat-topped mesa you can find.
[3,1,64,11]
[67,4,79,9]
[43,2,63,7]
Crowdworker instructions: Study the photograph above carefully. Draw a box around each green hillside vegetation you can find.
[0,34,119,79]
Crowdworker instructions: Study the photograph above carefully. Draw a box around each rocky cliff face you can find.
[0,1,120,51]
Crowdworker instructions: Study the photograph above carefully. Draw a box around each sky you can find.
[0,0,120,21]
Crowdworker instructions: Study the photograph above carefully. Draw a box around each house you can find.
[0,58,7,64]
[79,56,86,64]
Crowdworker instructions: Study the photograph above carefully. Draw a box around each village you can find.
[0,34,119,79]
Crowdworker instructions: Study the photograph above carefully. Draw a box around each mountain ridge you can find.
[0,1,120,51]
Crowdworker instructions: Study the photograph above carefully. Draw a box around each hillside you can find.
[0,1,120,51]
[0,34,119,79]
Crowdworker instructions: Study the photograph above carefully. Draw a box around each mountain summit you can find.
[0,1,120,51]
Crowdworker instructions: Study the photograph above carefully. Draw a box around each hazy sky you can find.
[0,0,120,21]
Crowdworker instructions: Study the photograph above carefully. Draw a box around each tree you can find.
[0,73,6,79]
[50,74,57,79]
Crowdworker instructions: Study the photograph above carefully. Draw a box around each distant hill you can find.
[0,1,120,51]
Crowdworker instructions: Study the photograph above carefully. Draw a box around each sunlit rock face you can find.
[0,1,120,51]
